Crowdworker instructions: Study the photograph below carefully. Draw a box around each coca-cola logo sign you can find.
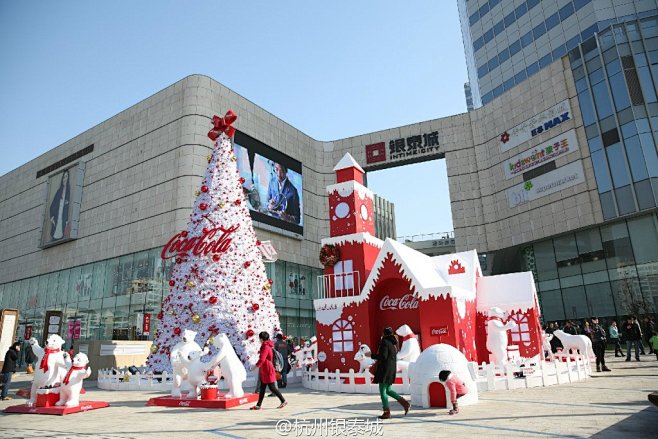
[430,326,449,336]
[379,294,419,311]
[161,224,239,260]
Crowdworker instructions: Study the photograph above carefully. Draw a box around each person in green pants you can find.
[368,327,410,419]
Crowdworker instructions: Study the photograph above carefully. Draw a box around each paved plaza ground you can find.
[1,355,656,439]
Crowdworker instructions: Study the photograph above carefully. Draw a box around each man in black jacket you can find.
[624,316,642,362]
[591,317,610,372]
[1,342,21,400]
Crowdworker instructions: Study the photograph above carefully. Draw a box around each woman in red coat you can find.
[250,331,287,410]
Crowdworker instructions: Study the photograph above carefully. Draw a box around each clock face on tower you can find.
[335,202,350,219]
[360,204,369,221]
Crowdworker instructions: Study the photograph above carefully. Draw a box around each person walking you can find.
[609,321,623,357]
[591,317,610,372]
[250,332,286,410]
[274,333,291,388]
[643,317,655,354]
[1,342,21,400]
[624,316,642,361]
[649,331,658,361]
[368,327,410,419]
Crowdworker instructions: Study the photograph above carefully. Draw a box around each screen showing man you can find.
[267,162,300,225]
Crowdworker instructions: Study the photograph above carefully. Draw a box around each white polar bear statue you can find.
[56,353,91,407]
[542,332,556,361]
[28,335,69,405]
[293,345,304,369]
[354,344,375,373]
[302,336,318,370]
[212,333,247,398]
[170,329,206,397]
[553,330,594,359]
[179,349,225,399]
[396,324,421,372]
[486,307,517,368]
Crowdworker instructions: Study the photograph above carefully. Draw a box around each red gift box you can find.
[200,387,218,401]
[36,389,60,407]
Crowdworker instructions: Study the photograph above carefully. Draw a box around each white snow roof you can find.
[333,152,365,173]
[326,180,373,199]
[321,232,383,248]
[476,272,537,313]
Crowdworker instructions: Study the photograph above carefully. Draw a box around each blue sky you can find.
[0,1,468,237]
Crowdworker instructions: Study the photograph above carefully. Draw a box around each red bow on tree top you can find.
[208,110,237,140]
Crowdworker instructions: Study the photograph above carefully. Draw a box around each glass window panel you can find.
[609,72,631,111]
[585,283,617,317]
[560,275,584,288]
[639,133,658,177]
[562,286,590,319]
[624,135,649,181]
[640,17,658,38]
[559,2,575,20]
[576,229,607,273]
[534,241,558,281]
[546,13,560,31]
[636,118,650,133]
[494,20,505,37]
[582,270,609,284]
[592,81,614,119]
[621,121,638,139]
[578,91,597,126]
[554,235,581,277]
[635,179,656,210]
[606,143,632,188]
[591,150,613,192]
[539,289,565,321]
[601,222,635,268]
[57,270,69,306]
[499,48,510,64]
[533,22,546,40]
[589,68,604,85]
[588,136,603,152]
[611,276,645,315]
[615,185,636,215]
[600,191,617,219]
[504,12,515,28]
[509,40,521,57]
[606,58,621,76]
[600,30,614,51]
[521,31,534,48]
[628,215,658,263]
[91,261,107,300]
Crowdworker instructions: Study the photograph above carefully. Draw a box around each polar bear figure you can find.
[29,335,69,405]
[396,324,421,372]
[56,353,91,407]
[212,333,247,398]
[542,332,556,361]
[553,330,594,360]
[302,336,318,370]
[486,307,517,368]
[170,329,205,397]
[354,344,375,373]
[179,350,224,399]
[293,345,304,369]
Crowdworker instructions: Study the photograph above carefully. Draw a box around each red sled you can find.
[147,393,258,409]
[3,401,109,416]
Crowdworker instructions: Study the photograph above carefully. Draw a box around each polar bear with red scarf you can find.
[56,352,91,407]
[486,307,517,368]
[28,335,69,405]
[396,324,421,372]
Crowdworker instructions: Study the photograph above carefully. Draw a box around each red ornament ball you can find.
[201,185,209,193]
[244,261,251,268]
[212,254,220,262]
[174,327,181,336]
[268,279,274,284]
[181,231,188,237]
[251,303,260,311]
[239,177,245,184]
[199,203,208,211]
[234,199,241,206]
[175,258,182,264]
[157,312,163,320]
[246,329,255,338]
[256,240,261,246]
[209,296,218,304]
[169,280,176,287]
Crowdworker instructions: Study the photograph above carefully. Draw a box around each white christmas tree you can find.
[147,110,280,372]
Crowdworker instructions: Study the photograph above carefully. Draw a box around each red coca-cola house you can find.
[313,153,543,373]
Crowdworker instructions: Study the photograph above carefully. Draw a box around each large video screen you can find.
[233,131,303,235]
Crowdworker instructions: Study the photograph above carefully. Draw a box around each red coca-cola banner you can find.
[24,325,33,340]
[143,313,151,335]
[161,225,239,260]
[379,293,419,311]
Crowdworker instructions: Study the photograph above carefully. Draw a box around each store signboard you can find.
[503,129,579,180]
[499,100,571,153]
[365,131,441,166]
[507,160,586,208]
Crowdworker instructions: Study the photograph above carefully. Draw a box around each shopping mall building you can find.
[1,4,658,347]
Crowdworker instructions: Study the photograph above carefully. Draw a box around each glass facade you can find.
[0,248,321,345]
[570,16,658,220]
[523,212,658,323]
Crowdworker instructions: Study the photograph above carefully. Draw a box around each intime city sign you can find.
[503,129,579,180]
[365,131,440,165]
[499,99,572,153]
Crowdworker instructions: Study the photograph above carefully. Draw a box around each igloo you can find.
[408,344,478,408]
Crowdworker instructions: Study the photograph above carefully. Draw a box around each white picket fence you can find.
[97,367,304,391]
[301,355,590,394]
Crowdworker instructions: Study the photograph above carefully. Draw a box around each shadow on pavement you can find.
[590,407,658,439]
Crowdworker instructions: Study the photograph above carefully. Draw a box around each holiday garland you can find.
[319,244,340,267]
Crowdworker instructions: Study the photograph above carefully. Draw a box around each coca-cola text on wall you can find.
[161,224,240,260]
[430,326,449,336]
[379,293,419,311]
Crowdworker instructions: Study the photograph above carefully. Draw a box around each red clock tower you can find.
[320,153,383,300]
